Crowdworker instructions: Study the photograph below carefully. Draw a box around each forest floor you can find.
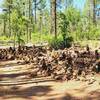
[0,60,100,100]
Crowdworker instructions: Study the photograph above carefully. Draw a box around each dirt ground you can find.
[0,60,100,100]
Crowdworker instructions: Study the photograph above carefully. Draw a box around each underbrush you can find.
[48,34,73,50]
[77,40,100,49]
[0,33,100,49]
[0,36,14,46]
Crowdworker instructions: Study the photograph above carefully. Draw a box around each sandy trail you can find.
[0,60,100,100]
[0,79,100,100]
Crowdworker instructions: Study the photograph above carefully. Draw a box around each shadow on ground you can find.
[0,85,52,99]
[0,84,100,100]
[48,89,100,100]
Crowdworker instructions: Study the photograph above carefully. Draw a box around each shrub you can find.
[48,34,73,50]
[16,37,25,46]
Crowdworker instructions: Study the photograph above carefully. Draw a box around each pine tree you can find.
[51,0,57,38]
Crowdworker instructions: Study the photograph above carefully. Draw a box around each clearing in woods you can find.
[0,55,100,100]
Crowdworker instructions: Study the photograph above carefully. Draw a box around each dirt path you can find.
[0,79,100,100]
[0,60,100,100]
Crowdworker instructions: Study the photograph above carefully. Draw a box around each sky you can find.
[73,0,86,10]
[0,0,3,13]
[0,0,86,13]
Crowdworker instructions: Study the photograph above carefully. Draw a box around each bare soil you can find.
[0,60,100,100]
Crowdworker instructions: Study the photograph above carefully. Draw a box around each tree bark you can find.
[29,0,32,40]
[3,16,6,36]
[51,0,57,38]
[34,0,37,24]
[8,5,11,37]
[93,0,96,24]
[8,0,13,37]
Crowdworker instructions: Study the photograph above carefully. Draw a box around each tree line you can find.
[0,0,100,46]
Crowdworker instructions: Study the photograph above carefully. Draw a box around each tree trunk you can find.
[50,0,57,38]
[27,24,29,43]
[92,0,96,24]
[90,0,96,24]
[3,17,6,36]
[34,0,37,24]
[8,0,13,37]
[8,5,11,37]
[29,0,32,41]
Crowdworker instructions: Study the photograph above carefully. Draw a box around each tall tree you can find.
[92,0,96,24]
[84,0,97,24]
[2,0,13,37]
[33,0,37,24]
[7,0,13,36]
[29,0,33,40]
[3,13,7,36]
[51,0,57,38]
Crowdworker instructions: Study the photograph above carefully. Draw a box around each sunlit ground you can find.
[0,60,100,100]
